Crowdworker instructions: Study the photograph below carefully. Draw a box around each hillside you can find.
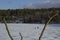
[0,8,60,23]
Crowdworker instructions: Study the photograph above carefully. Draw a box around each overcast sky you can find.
[0,0,60,9]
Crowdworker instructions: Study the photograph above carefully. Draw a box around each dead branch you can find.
[39,14,58,40]
[19,32,23,40]
[3,17,14,40]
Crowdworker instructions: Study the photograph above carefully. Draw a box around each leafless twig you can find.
[3,17,14,40]
[19,32,23,40]
[39,14,58,40]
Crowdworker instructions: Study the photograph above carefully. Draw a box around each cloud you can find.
[24,0,60,9]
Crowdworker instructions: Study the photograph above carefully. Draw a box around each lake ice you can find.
[0,23,60,40]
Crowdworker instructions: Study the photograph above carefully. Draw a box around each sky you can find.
[0,0,60,9]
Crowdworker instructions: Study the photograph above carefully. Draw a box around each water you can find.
[0,23,60,40]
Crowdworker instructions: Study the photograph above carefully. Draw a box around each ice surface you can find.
[0,23,60,40]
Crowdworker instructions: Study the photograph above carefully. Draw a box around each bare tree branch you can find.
[19,32,23,40]
[3,17,14,40]
[39,14,58,40]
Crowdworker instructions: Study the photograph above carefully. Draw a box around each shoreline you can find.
[0,23,60,24]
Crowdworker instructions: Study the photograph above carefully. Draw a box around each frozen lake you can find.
[0,23,60,40]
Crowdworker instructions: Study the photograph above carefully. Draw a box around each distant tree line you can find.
[0,8,60,23]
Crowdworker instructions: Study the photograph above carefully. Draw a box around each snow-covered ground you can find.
[0,23,60,40]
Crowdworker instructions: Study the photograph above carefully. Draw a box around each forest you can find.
[0,8,60,23]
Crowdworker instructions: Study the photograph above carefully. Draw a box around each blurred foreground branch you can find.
[3,17,14,40]
[19,32,23,40]
[39,14,58,40]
